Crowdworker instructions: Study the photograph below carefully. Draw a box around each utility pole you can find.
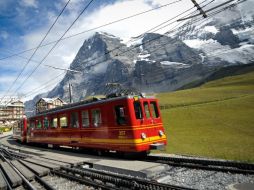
[69,83,73,103]
[44,65,82,103]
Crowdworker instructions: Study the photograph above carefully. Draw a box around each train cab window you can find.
[51,118,58,128]
[143,102,151,118]
[92,109,101,127]
[150,101,159,118]
[60,116,68,128]
[36,120,42,129]
[30,121,35,129]
[43,117,49,129]
[115,106,127,125]
[70,112,79,128]
[82,111,89,127]
[134,102,143,119]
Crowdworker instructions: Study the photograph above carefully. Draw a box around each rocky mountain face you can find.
[39,32,210,101]
[25,4,254,113]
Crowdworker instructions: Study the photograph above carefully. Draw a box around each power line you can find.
[13,0,95,95]
[0,0,71,104]
[71,3,208,72]
[18,3,205,100]
[25,4,216,98]
[15,0,244,101]
[177,0,237,21]
[0,0,183,62]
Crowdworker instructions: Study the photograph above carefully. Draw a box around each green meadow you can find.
[156,71,254,162]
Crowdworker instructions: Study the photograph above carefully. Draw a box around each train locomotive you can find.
[13,94,167,155]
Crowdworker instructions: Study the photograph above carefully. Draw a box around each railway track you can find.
[0,145,193,190]
[144,155,254,174]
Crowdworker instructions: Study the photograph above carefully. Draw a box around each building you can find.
[36,98,65,114]
[0,100,25,123]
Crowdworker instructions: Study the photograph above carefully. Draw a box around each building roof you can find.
[37,97,65,104]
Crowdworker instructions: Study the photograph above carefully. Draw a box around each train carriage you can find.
[14,94,167,155]
[13,117,27,143]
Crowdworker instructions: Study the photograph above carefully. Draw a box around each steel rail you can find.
[144,155,254,174]
[52,170,118,190]
[0,152,37,190]
[62,166,194,190]
[0,168,13,190]
[0,147,56,190]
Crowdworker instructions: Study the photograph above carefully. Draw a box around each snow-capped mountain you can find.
[25,3,254,112]
[171,1,254,66]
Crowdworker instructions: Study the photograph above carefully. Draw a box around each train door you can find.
[142,100,154,141]
[69,111,81,145]
[49,115,58,145]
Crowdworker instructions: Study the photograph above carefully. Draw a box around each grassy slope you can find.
[156,71,254,162]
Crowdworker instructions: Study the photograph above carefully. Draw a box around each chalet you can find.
[36,98,65,114]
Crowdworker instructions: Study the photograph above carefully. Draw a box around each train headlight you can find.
[141,133,147,140]
[159,130,164,137]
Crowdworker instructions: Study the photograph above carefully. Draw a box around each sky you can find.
[0,0,252,102]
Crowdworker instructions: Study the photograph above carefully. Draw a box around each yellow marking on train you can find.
[27,135,166,146]
[29,123,163,132]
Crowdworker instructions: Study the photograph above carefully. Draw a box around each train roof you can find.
[29,94,156,119]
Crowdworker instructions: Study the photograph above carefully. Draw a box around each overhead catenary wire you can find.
[177,0,238,21]
[68,2,211,72]
[20,0,236,99]
[12,0,95,96]
[6,0,203,99]
[14,0,246,101]
[0,0,72,104]
[0,0,183,62]
[17,4,206,100]
[4,0,211,66]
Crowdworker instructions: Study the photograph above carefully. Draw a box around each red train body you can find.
[13,117,27,143]
[13,95,167,154]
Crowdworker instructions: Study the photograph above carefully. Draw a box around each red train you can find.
[13,95,167,155]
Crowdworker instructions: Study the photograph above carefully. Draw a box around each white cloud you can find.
[4,0,253,101]
[21,0,38,8]
[2,0,202,100]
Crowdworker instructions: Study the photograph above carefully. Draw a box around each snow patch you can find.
[207,44,254,64]
[98,31,118,39]
[160,61,190,68]
[232,26,254,43]
[184,39,231,53]
[137,53,150,61]
[203,26,218,34]
[125,37,143,47]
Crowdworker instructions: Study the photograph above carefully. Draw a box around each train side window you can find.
[70,112,79,128]
[60,115,68,128]
[134,102,143,119]
[43,117,49,129]
[115,106,127,125]
[36,120,42,129]
[30,121,35,129]
[150,101,159,118]
[92,109,101,127]
[82,111,89,127]
[143,102,151,118]
[51,118,58,128]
